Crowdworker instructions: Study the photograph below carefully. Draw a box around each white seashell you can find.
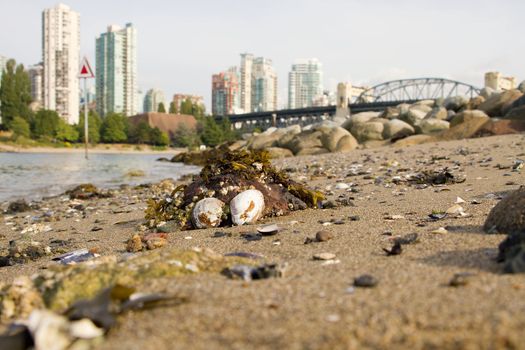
[335,183,349,190]
[191,198,225,229]
[230,189,265,225]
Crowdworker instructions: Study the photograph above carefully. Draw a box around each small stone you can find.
[326,314,340,322]
[145,237,167,250]
[383,242,402,256]
[315,230,334,242]
[126,234,143,253]
[313,252,336,260]
[431,227,448,234]
[257,224,280,235]
[353,274,378,288]
[385,214,405,220]
[335,183,350,190]
[448,272,475,287]
[455,196,466,204]
[445,204,464,215]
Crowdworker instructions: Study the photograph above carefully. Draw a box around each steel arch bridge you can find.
[356,78,481,103]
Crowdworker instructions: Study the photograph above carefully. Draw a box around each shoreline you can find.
[0,143,184,155]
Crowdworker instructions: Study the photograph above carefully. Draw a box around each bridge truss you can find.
[357,78,481,103]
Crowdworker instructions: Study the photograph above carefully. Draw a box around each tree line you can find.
[0,59,238,148]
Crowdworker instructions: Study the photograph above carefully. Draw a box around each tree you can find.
[172,124,200,148]
[199,117,225,147]
[180,99,193,115]
[150,127,170,146]
[101,112,128,143]
[129,121,151,144]
[56,118,79,142]
[0,59,32,128]
[157,102,166,113]
[169,101,177,114]
[32,109,60,138]
[78,110,102,144]
[10,116,30,139]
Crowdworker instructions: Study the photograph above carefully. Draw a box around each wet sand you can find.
[1,134,524,349]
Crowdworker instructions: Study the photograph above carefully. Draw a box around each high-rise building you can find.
[288,58,323,109]
[42,3,80,124]
[96,23,138,117]
[172,94,204,114]
[252,57,278,112]
[212,67,240,116]
[28,63,44,104]
[143,89,166,113]
[239,53,253,113]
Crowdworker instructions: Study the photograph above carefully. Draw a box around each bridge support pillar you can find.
[335,82,352,123]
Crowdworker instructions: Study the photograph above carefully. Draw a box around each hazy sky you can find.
[1,0,524,110]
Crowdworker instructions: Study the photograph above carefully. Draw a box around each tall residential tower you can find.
[252,57,277,112]
[42,3,80,124]
[212,67,240,116]
[288,58,323,109]
[96,23,138,117]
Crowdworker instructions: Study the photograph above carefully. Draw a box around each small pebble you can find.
[313,252,336,260]
[353,274,378,288]
[431,227,448,234]
[315,231,334,242]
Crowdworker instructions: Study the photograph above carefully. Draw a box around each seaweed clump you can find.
[145,149,325,230]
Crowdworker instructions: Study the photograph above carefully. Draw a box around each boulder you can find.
[510,94,525,110]
[444,96,469,111]
[266,147,294,159]
[446,110,456,121]
[480,87,496,100]
[438,110,490,140]
[394,134,435,147]
[334,134,358,152]
[415,119,450,134]
[350,122,384,143]
[276,125,302,148]
[399,107,427,127]
[284,130,323,155]
[466,96,485,110]
[505,105,525,120]
[341,112,381,131]
[425,107,448,120]
[369,117,389,125]
[379,107,400,119]
[518,80,525,93]
[247,132,282,150]
[295,147,329,156]
[478,89,523,117]
[477,119,525,136]
[484,187,525,234]
[413,99,435,107]
[382,119,415,140]
[228,140,247,151]
[319,126,351,152]
[396,103,411,115]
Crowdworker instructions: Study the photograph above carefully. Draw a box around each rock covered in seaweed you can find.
[145,149,325,230]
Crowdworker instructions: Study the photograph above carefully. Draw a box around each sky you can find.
[1,0,524,111]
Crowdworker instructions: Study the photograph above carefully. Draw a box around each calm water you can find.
[0,152,200,203]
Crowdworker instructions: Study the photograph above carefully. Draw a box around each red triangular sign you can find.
[79,57,94,78]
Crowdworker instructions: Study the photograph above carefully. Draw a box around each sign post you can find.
[79,57,95,159]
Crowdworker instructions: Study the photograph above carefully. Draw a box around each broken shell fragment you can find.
[230,189,265,226]
[191,198,225,229]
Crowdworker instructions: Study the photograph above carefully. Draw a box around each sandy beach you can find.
[1,134,524,349]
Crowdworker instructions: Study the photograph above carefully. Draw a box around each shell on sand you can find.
[192,198,225,229]
[230,190,265,226]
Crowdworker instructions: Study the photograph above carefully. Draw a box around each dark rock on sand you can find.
[484,187,525,234]
[497,231,525,273]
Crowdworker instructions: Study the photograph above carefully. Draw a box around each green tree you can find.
[199,117,225,147]
[10,116,30,139]
[101,112,128,143]
[129,121,151,144]
[157,102,166,113]
[56,118,79,142]
[0,59,32,128]
[169,101,177,114]
[172,123,200,148]
[33,109,60,138]
[150,127,170,146]
[180,99,193,115]
[78,109,102,144]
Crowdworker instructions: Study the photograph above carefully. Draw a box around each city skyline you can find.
[1,0,525,112]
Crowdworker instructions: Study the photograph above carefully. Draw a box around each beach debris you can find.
[126,233,168,252]
[241,233,262,242]
[313,252,336,261]
[383,242,402,256]
[230,190,265,226]
[20,223,52,235]
[0,239,51,267]
[431,227,448,235]
[448,272,476,287]
[497,231,525,273]
[6,200,31,214]
[484,187,525,234]
[145,149,324,230]
[455,196,466,204]
[512,159,524,172]
[66,183,111,200]
[353,274,378,288]
[384,214,405,220]
[446,204,465,215]
[223,263,287,281]
[428,211,447,221]
[315,230,334,242]
[393,232,419,245]
[191,198,225,229]
[52,249,99,265]
[257,223,280,235]
[335,183,350,190]
[405,168,466,185]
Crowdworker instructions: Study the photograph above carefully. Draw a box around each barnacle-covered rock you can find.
[230,190,265,225]
[145,149,325,230]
